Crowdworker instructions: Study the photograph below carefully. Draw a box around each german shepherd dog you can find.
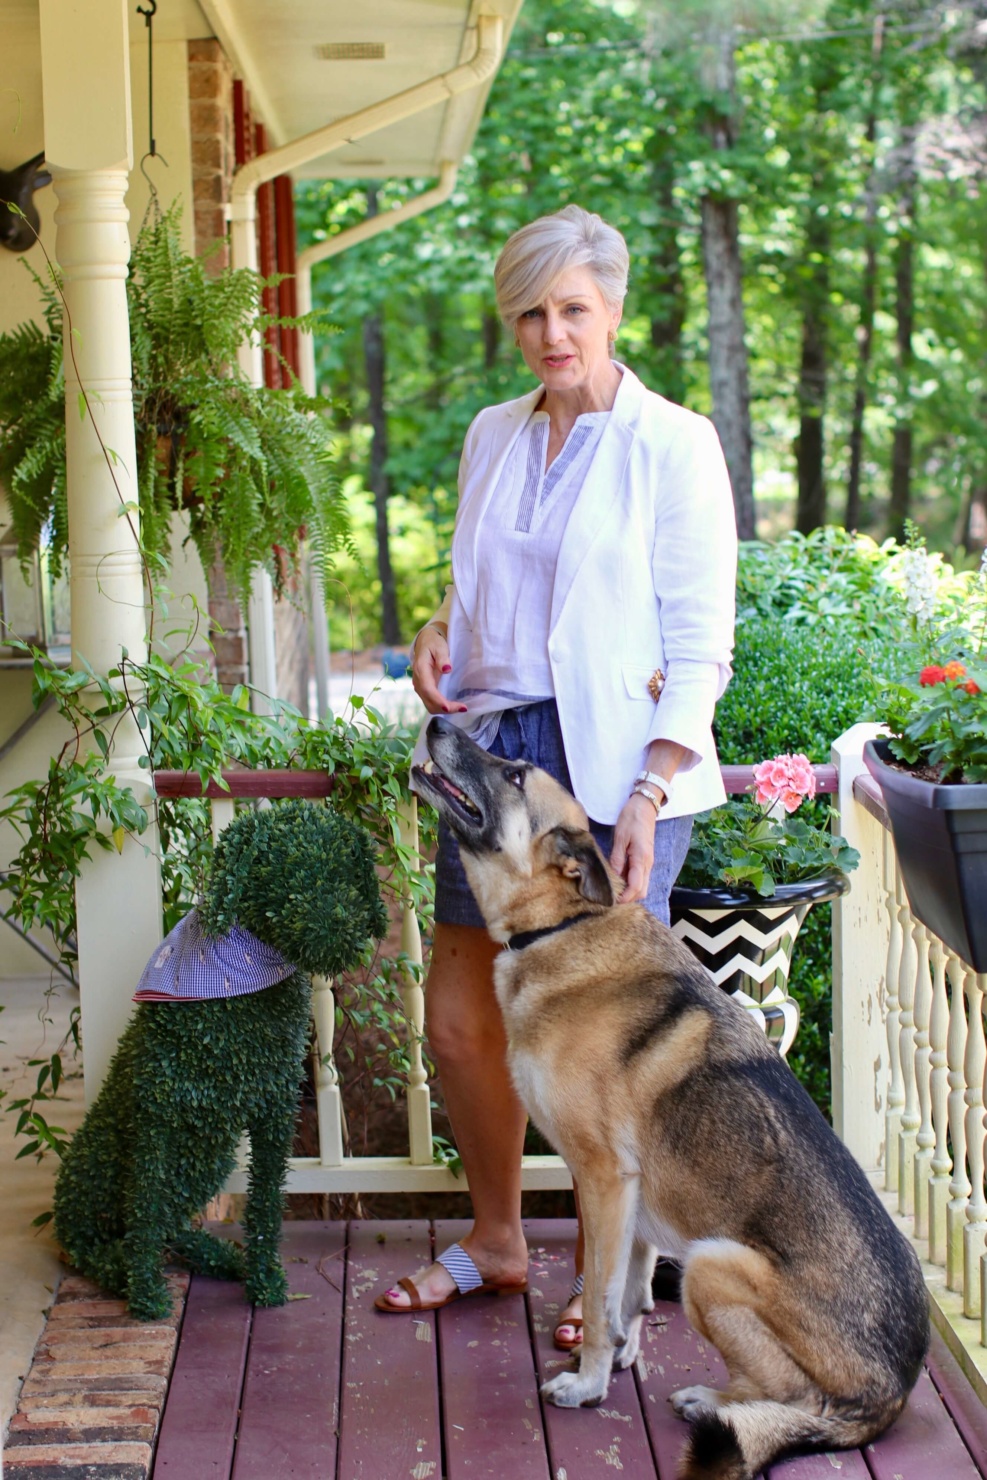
[414,717,928,1480]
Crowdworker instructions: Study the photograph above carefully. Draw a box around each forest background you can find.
[296,0,987,650]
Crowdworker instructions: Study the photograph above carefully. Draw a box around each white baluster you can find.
[926,935,951,1265]
[211,797,236,845]
[911,925,934,1239]
[397,795,433,1165]
[896,894,920,1216]
[311,974,344,1167]
[963,971,987,1319]
[946,952,972,1291]
[883,839,904,1193]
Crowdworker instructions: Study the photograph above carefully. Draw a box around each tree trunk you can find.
[845,12,884,531]
[645,121,687,404]
[888,125,917,541]
[363,187,401,645]
[699,25,755,540]
[795,209,829,534]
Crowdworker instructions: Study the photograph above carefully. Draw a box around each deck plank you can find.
[152,1269,251,1476]
[524,1219,659,1479]
[338,1220,442,1480]
[231,1222,346,1480]
[437,1218,550,1479]
[926,1328,987,1478]
[866,1368,983,1480]
[633,1294,729,1479]
[767,1445,871,1478]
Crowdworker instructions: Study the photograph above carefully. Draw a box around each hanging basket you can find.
[863,738,987,971]
[669,873,850,1057]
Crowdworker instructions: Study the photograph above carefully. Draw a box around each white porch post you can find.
[40,0,162,1098]
[831,723,890,1169]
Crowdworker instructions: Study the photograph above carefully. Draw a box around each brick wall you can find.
[187,39,234,273]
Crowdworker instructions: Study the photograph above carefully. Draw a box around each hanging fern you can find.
[0,204,349,605]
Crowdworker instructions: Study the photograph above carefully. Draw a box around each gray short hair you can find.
[494,206,630,326]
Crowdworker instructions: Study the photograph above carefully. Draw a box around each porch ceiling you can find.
[193,0,523,176]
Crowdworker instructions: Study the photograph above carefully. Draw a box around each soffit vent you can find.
[316,42,386,60]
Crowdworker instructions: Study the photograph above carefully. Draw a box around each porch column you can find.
[40,0,162,1097]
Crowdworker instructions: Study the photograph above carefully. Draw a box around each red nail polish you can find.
[442,664,452,673]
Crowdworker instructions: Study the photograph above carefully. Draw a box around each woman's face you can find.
[514,265,622,397]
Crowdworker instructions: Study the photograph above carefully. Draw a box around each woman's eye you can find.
[520,308,542,319]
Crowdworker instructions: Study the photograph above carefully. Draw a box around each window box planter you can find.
[669,873,850,1057]
[863,737,987,971]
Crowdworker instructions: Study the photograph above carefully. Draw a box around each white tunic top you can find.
[453,404,609,743]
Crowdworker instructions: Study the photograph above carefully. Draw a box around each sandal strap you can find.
[436,1241,484,1295]
[396,1275,422,1310]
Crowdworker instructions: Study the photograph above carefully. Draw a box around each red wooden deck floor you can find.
[152,1220,987,1480]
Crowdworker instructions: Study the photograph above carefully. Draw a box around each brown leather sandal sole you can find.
[374,1273,528,1314]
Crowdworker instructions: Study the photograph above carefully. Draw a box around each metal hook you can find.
[136,1,157,20]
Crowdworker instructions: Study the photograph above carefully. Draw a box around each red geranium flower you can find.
[964,680,981,695]
[919,665,946,686]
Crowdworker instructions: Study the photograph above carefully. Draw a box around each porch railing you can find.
[153,768,569,1195]
[153,743,987,1402]
[831,725,987,1402]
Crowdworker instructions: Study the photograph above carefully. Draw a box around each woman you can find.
[374,206,737,1348]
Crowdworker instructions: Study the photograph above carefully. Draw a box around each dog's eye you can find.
[504,767,525,789]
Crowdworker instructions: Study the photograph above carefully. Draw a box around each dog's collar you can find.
[506,912,597,952]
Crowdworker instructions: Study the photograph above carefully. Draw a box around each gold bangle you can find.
[631,784,663,816]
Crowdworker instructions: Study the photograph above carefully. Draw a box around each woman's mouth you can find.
[544,354,574,367]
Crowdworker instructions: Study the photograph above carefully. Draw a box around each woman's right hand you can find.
[411,626,468,715]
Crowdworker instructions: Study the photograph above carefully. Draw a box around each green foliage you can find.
[678,797,858,896]
[0,641,436,1164]
[0,206,349,604]
[865,527,987,780]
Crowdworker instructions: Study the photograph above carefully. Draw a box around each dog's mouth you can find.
[413,758,484,829]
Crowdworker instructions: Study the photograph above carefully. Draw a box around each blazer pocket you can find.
[622,663,661,702]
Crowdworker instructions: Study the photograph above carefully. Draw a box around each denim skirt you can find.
[433,699,692,929]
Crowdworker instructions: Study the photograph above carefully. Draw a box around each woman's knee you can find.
[425,1004,504,1071]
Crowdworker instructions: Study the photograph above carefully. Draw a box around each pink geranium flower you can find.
[752,753,817,813]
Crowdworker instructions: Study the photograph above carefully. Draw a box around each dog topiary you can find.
[54,799,388,1321]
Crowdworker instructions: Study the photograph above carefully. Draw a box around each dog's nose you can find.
[428,715,457,738]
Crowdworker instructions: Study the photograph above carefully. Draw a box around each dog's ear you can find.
[548,827,615,906]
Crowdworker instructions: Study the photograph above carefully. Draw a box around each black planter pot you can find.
[669,873,849,1057]
[863,738,987,971]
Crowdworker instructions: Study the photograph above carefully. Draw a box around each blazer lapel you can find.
[452,385,544,621]
[549,365,644,630]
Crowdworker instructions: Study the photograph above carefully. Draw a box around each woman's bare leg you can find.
[378,923,529,1307]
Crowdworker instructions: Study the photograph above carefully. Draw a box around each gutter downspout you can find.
[296,160,459,398]
[229,13,502,330]
[228,14,502,713]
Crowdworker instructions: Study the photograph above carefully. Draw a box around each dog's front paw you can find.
[670,1384,721,1421]
[541,1369,608,1409]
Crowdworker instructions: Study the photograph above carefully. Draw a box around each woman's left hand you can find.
[610,791,661,904]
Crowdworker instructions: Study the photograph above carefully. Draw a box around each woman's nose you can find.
[542,311,565,343]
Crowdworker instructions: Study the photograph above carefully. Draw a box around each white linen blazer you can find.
[413,365,738,824]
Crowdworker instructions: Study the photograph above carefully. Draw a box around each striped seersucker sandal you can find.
[374,1242,528,1313]
[553,1272,584,1351]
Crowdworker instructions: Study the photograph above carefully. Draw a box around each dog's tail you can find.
[677,1397,903,1480]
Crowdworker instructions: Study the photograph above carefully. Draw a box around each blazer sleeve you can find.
[645,413,737,769]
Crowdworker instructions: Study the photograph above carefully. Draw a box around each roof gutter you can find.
[295,159,458,396]
[230,13,503,369]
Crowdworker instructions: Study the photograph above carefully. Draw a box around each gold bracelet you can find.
[631,784,663,816]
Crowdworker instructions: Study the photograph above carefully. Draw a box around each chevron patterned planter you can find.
[669,874,850,1057]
